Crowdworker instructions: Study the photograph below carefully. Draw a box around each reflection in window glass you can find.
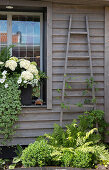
[0,15,7,50]
[12,15,40,69]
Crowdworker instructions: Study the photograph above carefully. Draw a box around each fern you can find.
[76,144,109,163]
[45,124,65,146]
[76,128,99,147]
[65,120,79,147]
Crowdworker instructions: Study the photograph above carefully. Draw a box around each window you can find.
[0,12,46,104]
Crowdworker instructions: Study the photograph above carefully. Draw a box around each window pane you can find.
[12,15,40,69]
[0,15,7,50]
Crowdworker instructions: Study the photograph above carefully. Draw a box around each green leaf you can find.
[9,164,16,169]
[13,157,21,164]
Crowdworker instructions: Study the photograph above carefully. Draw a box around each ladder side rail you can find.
[60,15,72,126]
[86,16,96,109]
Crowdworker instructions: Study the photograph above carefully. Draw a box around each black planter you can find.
[20,85,32,105]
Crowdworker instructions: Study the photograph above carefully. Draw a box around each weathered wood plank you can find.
[52,81,104,89]
[53,89,104,97]
[53,28,104,36]
[53,75,104,84]
[53,21,104,29]
[53,59,104,67]
[53,5,104,14]
[53,44,104,52]
[19,112,60,121]
[52,0,109,6]
[15,120,74,130]
[53,51,104,59]
[47,2,52,109]
[15,121,59,130]
[0,138,36,146]
[53,104,104,111]
[53,36,104,44]
[105,7,109,123]
[53,67,104,74]
[53,13,104,21]
[0,129,54,138]
[53,97,104,105]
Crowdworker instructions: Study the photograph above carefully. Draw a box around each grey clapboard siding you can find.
[52,4,104,114]
[0,4,105,145]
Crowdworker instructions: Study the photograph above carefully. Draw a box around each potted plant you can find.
[0,46,45,143]
[0,47,40,105]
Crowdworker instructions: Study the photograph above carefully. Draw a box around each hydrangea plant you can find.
[0,57,39,88]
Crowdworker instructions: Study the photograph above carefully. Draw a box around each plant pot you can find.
[20,85,32,105]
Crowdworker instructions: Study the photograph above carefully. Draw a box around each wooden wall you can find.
[0,3,105,145]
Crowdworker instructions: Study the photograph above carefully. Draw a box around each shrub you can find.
[78,110,108,141]
[73,150,93,168]
[61,150,74,167]
[21,139,53,167]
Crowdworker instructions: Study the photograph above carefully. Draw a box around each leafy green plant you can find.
[45,120,99,148]
[45,123,65,147]
[0,158,10,170]
[78,110,109,140]
[0,77,21,144]
[61,150,74,167]
[73,150,93,168]
[0,45,14,62]
[9,145,23,169]
[21,139,53,167]
[44,117,109,168]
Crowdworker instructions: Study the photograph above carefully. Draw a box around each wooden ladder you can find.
[60,15,96,127]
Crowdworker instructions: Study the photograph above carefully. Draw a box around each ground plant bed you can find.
[1,111,109,170]
[8,167,107,170]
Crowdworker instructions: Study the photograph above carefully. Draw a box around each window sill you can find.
[21,105,47,108]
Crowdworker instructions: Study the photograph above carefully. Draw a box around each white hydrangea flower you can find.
[0,79,5,83]
[2,70,7,76]
[27,82,32,85]
[24,80,27,83]
[20,59,30,70]
[4,83,8,88]
[3,75,6,79]
[5,60,17,71]
[17,77,22,84]
[21,71,33,81]
[9,56,18,62]
[0,61,4,65]
[27,64,38,75]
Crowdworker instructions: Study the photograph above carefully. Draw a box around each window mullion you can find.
[7,14,12,55]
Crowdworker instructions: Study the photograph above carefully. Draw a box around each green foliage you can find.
[39,70,47,81]
[0,45,14,62]
[76,102,83,107]
[45,123,65,146]
[61,150,74,167]
[44,116,109,168]
[0,77,21,144]
[0,159,6,169]
[9,145,23,169]
[0,159,9,170]
[21,139,53,167]
[73,150,93,168]
[78,110,108,140]
[32,86,40,97]
[20,115,109,168]
[45,120,101,150]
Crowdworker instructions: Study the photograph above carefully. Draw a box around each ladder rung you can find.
[70,31,87,35]
[68,56,89,59]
